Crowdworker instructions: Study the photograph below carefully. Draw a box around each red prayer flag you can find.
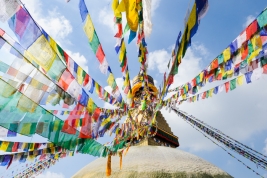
[202,92,206,99]
[191,78,196,87]
[83,74,89,86]
[58,70,75,90]
[114,23,122,38]
[246,20,258,40]
[225,81,230,93]
[61,120,76,134]
[64,51,69,65]
[241,43,248,60]
[212,59,218,69]
[96,45,105,64]
[92,108,101,122]
[79,111,92,138]
[168,75,174,85]
[263,64,267,74]
[12,142,19,152]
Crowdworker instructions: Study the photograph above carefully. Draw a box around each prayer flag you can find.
[218,84,224,93]
[230,78,236,91]
[89,79,95,94]
[213,86,218,94]
[124,0,138,32]
[237,75,244,85]
[223,47,231,62]
[8,7,42,49]
[245,71,253,83]
[257,10,267,28]
[79,0,89,22]
[246,20,258,40]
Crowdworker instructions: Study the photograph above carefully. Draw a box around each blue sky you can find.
[0,0,267,177]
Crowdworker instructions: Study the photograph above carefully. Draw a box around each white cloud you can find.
[243,15,256,28]
[36,171,65,178]
[65,50,89,73]
[151,0,161,16]
[148,49,171,74]
[38,9,72,40]
[264,138,267,155]
[98,7,115,33]
[21,0,72,42]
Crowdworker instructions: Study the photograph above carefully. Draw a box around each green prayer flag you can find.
[257,10,267,28]
[0,61,9,73]
[89,31,100,54]
[230,78,237,91]
[260,56,267,67]
[6,142,13,152]
[218,54,224,64]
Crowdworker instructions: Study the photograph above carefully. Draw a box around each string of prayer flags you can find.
[0,29,123,119]
[174,109,265,177]
[169,8,267,95]
[173,109,267,171]
[173,65,264,106]
[0,141,53,153]
[0,74,112,156]
[161,0,209,99]
[79,0,123,104]
[11,3,123,108]
[114,37,133,104]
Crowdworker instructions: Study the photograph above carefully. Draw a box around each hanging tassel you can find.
[119,152,123,170]
[106,154,112,177]
[124,144,130,156]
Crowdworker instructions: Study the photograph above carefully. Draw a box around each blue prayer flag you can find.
[245,71,253,83]
[128,30,136,44]
[79,0,89,22]
[89,79,95,94]
[79,89,89,106]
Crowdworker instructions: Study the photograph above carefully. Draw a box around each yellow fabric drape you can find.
[124,0,138,32]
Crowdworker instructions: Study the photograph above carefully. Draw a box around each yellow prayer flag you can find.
[223,47,231,62]
[227,69,234,77]
[87,98,94,114]
[77,66,84,85]
[237,75,244,85]
[186,3,197,39]
[209,88,214,97]
[95,82,100,96]
[199,72,204,82]
[127,90,133,99]
[101,117,111,126]
[25,35,56,71]
[0,141,9,151]
[112,0,122,17]
[55,153,59,160]
[119,40,126,62]
[83,15,95,42]
[184,85,188,93]
[251,34,262,50]
[107,73,115,87]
